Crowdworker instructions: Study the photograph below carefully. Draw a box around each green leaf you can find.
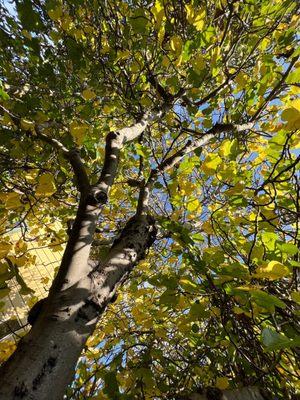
[189,302,208,319]
[191,233,204,242]
[251,290,286,312]
[261,328,300,351]
[0,86,9,101]
[159,289,178,306]
[0,286,10,299]
[291,291,300,304]
[103,371,120,398]
[286,68,300,84]
[220,262,249,278]
[278,242,298,255]
[16,0,43,31]
[261,232,278,251]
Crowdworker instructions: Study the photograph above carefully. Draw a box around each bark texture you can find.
[0,215,156,400]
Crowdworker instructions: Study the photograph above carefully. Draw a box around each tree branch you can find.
[250,56,298,121]
[258,153,300,192]
[136,121,254,214]
[0,106,90,194]
[87,113,150,205]
[64,149,90,194]
[90,100,178,206]
[175,386,266,400]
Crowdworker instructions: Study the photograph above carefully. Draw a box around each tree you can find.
[0,0,299,399]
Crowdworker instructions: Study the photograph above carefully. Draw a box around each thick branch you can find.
[152,121,252,178]
[87,113,149,205]
[136,181,151,216]
[65,149,90,194]
[33,124,90,194]
[89,105,175,206]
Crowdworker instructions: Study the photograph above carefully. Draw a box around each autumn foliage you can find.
[0,0,299,399]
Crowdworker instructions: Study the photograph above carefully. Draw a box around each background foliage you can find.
[0,0,299,398]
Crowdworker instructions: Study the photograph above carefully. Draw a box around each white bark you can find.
[0,215,156,400]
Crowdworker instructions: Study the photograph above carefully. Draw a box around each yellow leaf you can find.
[151,0,165,30]
[235,72,248,90]
[180,278,197,291]
[260,38,269,51]
[290,85,300,95]
[48,6,63,21]
[282,99,300,129]
[24,169,39,183]
[0,113,13,126]
[170,36,182,56]
[291,291,300,304]
[73,29,85,41]
[14,239,27,253]
[0,192,22,209]
[193,54,206,73]
[210,306,221,317]
[193,8,206,31]
[0,287,10,299]
[20,118,35,131]
[0,241,12,259]
[132,306,147,324]
[216,377,229,390]
[0,340,16,363]
[35,173,56,197]
[219,139,234,157]
[115,49,130,63]
[180,181,196,196]
[185,5,205,30]
[130,61,140,73]
[82,88,96,100]
[35,111,49,123]
[233,306,246,315]
[21,30,32,40]
[103,104,113,114]
[185,4,194,23]
[254,261,290,280]
[202,153,222,175]
[187,198,201,212]
[202,221,214,234]
[61,15,73,31]
[70,121,89,145]
[225,182,244,196]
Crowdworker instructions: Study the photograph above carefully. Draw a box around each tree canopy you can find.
[0,0,299,399]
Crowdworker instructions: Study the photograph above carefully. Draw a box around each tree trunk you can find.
[0,214,156,400]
